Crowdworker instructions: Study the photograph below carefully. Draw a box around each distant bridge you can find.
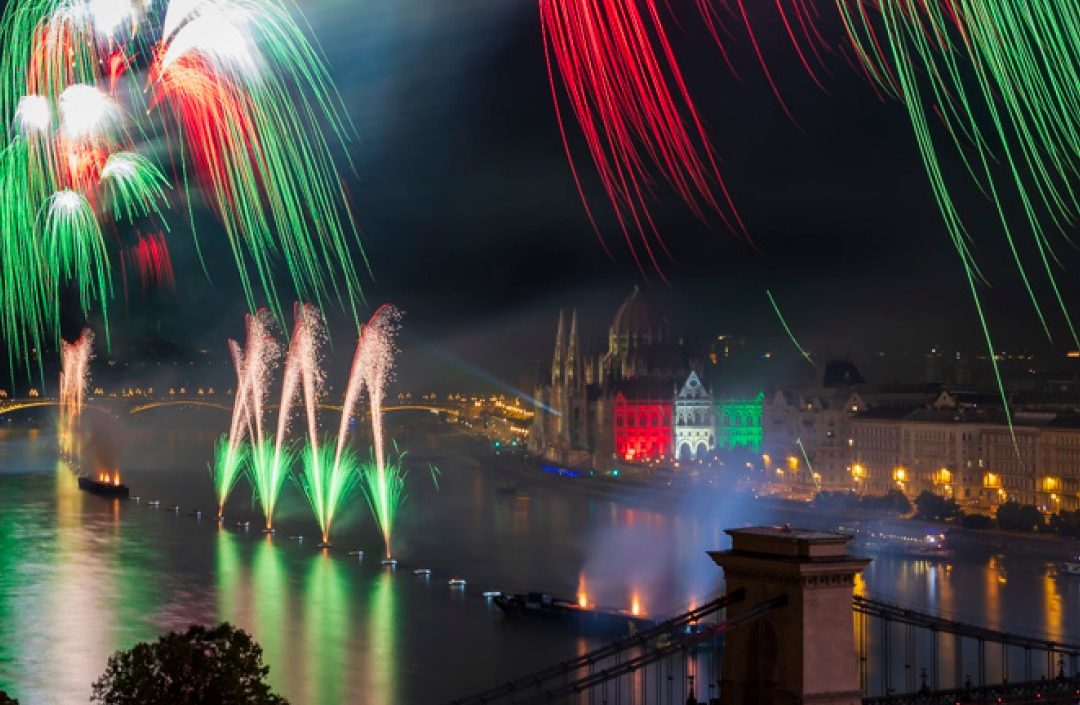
[0,400,112,417]
[126,401,457,417]
[0,398,458,418]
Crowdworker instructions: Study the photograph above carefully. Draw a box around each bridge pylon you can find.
[710,526,870,705]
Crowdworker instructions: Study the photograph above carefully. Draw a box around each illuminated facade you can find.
[715,392,763,452]
[614,385,673,462]
[674,372,714,460]
[531,288,694,469]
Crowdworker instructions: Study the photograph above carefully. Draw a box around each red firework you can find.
[126,231,176,292]
[540,0,747,280]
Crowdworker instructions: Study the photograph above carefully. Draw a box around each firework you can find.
[210,434,248,518]
[259,303,323,531]
[766,289,817,369]
[248,437,291,531]
[43,190,112,335]
[539,0,745,278]
[0,0,365,368]
[297,441,359,546]
[58,328,93,459]
[209,309,278,517]
[99,152,170,223]
[358,446,407,561]
[831,0,1080,443]
[125,231,176,292]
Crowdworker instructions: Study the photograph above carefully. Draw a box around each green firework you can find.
[358,445,407,560]
[766,289,817,369]
[100,152,172,223]
[210,435,249,517]
[297,441,359,545]
[41,190,111,333]
[249,438,293,531]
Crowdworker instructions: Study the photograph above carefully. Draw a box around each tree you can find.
[91,623,288,705]
[860,489,912,515]
[1049,510,1080,538]
[914,490,960,522]
[960,513,994,530]
[996,501,1044,532]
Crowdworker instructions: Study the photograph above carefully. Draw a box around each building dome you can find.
[609,286,665,343]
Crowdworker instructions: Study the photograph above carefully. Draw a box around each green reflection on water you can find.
[216,525,245,621]
[253,536,289,692]
[303,552,350,704]
[366,569,398,705]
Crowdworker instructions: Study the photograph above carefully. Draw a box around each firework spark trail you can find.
[126,231,176,291]
[239,309,280,522]
[211,309,277,516]
[0,0,366,369]
[353,304,402,558]
[43,190,112,337]
[99,152,171,223]
[766,289,818,369]
[298,441,360,545]
[256,303,323,530]
[58,328,93,459]
[832,0,1080,448]
[699,0,833,121]
[358,444,407,560]
[539,0,746,278]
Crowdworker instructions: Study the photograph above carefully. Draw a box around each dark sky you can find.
[37,1,1080,390]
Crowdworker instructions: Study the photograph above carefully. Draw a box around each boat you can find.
[448,577,467,587]
[347,550,364,557]
[493,591,655,635]
[413,568,431,576]
[381,558,398,567]
[77,475,130,499]
[235,520,251,529]
[148,499,161,507]
[482,591,501,599]
[840,524,954,561]
[1059,557,1080,576]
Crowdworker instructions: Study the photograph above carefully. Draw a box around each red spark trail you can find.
[539,0,747,279]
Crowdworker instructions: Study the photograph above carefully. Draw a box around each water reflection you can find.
[366,570,398,705]
[303,553,349,705]
[9,425,1080,702]
[253,537,289,696]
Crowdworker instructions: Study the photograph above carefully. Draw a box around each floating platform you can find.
[493,592,655,636]
[77,476,130,499]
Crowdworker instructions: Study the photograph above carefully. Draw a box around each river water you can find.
[0,414,1078,703]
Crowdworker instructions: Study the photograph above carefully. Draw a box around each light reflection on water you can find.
[1,424,1080,702]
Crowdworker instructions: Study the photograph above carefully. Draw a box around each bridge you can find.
[0,397,458,418]
[446,528,1080,705]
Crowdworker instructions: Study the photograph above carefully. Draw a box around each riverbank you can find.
[468,441,1080,563]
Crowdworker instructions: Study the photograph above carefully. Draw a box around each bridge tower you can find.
[710,526,870,705]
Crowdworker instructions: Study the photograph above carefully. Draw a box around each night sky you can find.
[40,1,1080,389]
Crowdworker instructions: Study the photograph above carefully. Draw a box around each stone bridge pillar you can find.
[709,526,870,705]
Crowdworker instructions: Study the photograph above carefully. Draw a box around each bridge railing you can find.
[854,595,1080,699]
[444,588,795,705]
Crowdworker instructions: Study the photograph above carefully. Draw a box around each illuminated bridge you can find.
[447,529,1080,705]
[0,397,458,418]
